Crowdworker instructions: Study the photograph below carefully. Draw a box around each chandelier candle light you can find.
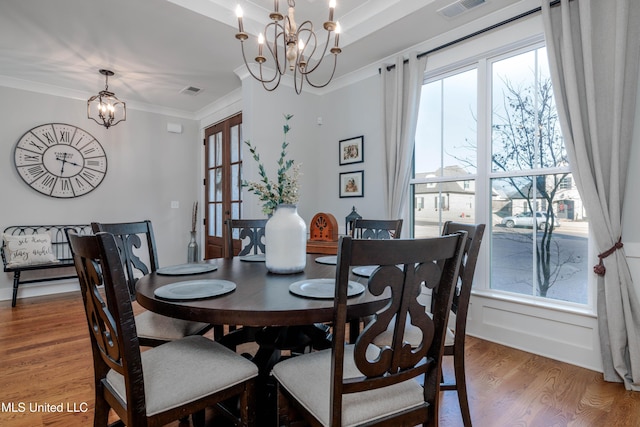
[235,0,342,94]
[87,69,126,129]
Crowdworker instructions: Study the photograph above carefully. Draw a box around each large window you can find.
[412,42,590,306]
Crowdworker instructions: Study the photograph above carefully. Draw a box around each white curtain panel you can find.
[542,0,640,390]
[381,53,427,233]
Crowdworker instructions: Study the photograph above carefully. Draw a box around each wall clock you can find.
[13,123,108,198]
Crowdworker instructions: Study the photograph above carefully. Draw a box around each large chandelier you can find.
[87,69,126,129]
[235,0,342,94]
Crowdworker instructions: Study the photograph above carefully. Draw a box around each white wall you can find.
[237,74,386,234]
[0,86,200,301]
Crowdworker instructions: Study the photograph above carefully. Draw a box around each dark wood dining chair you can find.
[66,229,258,427]
[91,220,213,347]
[219,219,268,348]
[272,233,467,426]
[347,218,403,341]
[439,221,485,427]
[371,221,485,427]
[225,218,267,259]
[351,218,403,239]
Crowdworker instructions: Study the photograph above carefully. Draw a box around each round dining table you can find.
[135,253,386,329]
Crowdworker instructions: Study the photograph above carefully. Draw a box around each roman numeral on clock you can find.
[26,164,46,180]
[59,130,71,143]
[41,173,56,189]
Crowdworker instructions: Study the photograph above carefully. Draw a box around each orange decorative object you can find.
[306,212,339,254]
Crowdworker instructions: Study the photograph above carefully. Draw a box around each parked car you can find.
[500,211,560,230]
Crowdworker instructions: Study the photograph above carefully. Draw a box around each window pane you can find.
[491,175,588,303]
[413,180,476,238]
[415,82,442,176]
[231,202,240,221]
[231,124,240,164]
[208,170,216,201]
[215,133,223,167]
[491,47,565,172]
[415,69,477,177]
[215,167,222,201]
[215,203,222,237]
[208,203,216,236]
[207,134,216,168]
[231,164,240,200]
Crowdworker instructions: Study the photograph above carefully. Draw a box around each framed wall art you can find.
[339,135,364,165]
[339,170,364,198]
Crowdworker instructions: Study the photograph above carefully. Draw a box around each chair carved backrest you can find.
[225,219,267,258]
[91,221,159,298]
[66,230,147,421]
[330,233,466,425]
[351,218,403,239]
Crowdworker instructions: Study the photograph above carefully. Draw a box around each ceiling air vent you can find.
[180,85,203,96]
[438,0,486,18]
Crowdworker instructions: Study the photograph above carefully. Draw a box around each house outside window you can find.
[412,41,590,306]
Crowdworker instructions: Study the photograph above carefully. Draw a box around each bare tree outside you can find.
[491,75,573,297]
[489,44,588,302]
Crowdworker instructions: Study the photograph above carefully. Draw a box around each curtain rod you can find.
[381,0,561,72]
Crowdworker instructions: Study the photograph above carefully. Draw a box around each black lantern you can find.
[345,206,362,237]
[87,69,126,129]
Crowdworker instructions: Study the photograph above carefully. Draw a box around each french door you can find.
[204,113,243,259]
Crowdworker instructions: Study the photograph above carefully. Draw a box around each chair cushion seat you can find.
[272,344,426,427]
[106,335,258,416]
[135,310,209,341]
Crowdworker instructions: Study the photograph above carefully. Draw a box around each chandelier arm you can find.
[297,25,330,75]
[293,59,304,95]
[108,100,126,127]
[296,24,318,59]
[240,41,280,84]
[304,54,338,89]
[258,62,283,91]
[262,80,282,92]
[265,21,288,76]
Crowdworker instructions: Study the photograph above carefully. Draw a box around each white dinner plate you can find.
[239,253,266,262]
[315,256,337,265]
[289,278,365,299]
[352,265,379,278]
[156,263,218,276]
[154,279,236,301]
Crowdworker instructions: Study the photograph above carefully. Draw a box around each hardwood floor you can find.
[1,291,638,427]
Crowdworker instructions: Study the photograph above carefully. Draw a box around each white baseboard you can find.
[0,279,80,304]
[467,293,602,372]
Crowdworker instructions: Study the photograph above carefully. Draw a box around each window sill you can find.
[470,289,597,319]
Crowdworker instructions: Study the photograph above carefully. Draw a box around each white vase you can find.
[265,204,307,274]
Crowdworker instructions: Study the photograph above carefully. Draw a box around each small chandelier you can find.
[235,0,342,94]
[87,69,126,129]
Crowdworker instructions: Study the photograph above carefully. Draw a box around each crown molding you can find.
[0,74,195,120]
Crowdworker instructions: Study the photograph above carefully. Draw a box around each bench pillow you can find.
[3,233,59,268]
